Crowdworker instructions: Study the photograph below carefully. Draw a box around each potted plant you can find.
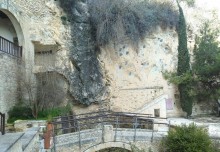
[46,115,53,133]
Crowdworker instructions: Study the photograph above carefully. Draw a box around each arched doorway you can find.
[0,9,24,45]
[0,9,24,57]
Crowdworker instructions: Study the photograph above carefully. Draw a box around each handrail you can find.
[51,111,167,134]
[0,112,5,135]
[53,110,153,120]
[0,36,22,58]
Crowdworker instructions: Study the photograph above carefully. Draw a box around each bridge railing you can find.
[0,112,5,135]
[50,111,169,150]
[52,111,155,133]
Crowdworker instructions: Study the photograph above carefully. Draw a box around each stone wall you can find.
[0,53,20,116]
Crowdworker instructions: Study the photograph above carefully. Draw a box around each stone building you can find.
[0,0,219,119]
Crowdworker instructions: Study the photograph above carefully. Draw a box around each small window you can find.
[154,109,160,117]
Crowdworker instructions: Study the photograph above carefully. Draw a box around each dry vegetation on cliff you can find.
[88,0,179,47]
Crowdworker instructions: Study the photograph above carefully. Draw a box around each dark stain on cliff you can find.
[59,0,106,105]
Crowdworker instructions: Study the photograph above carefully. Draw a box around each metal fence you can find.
[0,36,22,58]
[0,112,5,135]
[51,111,168,151]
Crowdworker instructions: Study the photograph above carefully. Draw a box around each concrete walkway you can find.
[0,132,24,152]
[0,127,39,152]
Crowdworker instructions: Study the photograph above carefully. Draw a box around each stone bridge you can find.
[51,111,169,152]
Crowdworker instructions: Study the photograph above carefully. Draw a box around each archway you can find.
[0,8,25,115]
[0,9,24,45]
[84,142,132,152]
[0,9,24,58]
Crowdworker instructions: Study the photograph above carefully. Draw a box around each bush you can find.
[37,104,72,119]
[7,104,72,123]
[161,124,214,152]
[88,0,178,47]
[8,106,34,123]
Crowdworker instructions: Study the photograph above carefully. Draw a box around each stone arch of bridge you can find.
[84,142,132,152]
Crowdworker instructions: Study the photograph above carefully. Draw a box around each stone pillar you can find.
[103,125,114,142]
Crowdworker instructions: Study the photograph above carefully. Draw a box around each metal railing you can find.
[51,111,168,150]
[52,111,156,134]
[0,112,5,135]
[0,36,22,58]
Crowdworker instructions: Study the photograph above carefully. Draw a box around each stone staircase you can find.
[0,127,39,152]
[135,94,168,118]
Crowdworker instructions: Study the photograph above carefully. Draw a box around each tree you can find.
[17,52,69,119]
[193,22,220,102]
[164,21,220,116]
[176,1,193,116]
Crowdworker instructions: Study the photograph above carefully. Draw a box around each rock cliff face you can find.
[1,0,220,116]
[60,0,220,115]
[58,0,180,115]
[98,28,179,113]
[59,0,107,105]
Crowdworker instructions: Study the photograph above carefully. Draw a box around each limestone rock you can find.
[60,0,107,105]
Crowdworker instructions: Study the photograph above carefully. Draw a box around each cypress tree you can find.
[177,1,192,116]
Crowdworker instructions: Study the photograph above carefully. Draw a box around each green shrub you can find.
[7,104,72,123]
[161,124,214,152]
[8,106,34,123]
[38,104,72,119]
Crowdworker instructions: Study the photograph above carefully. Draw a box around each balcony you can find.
[0,36,22,58]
